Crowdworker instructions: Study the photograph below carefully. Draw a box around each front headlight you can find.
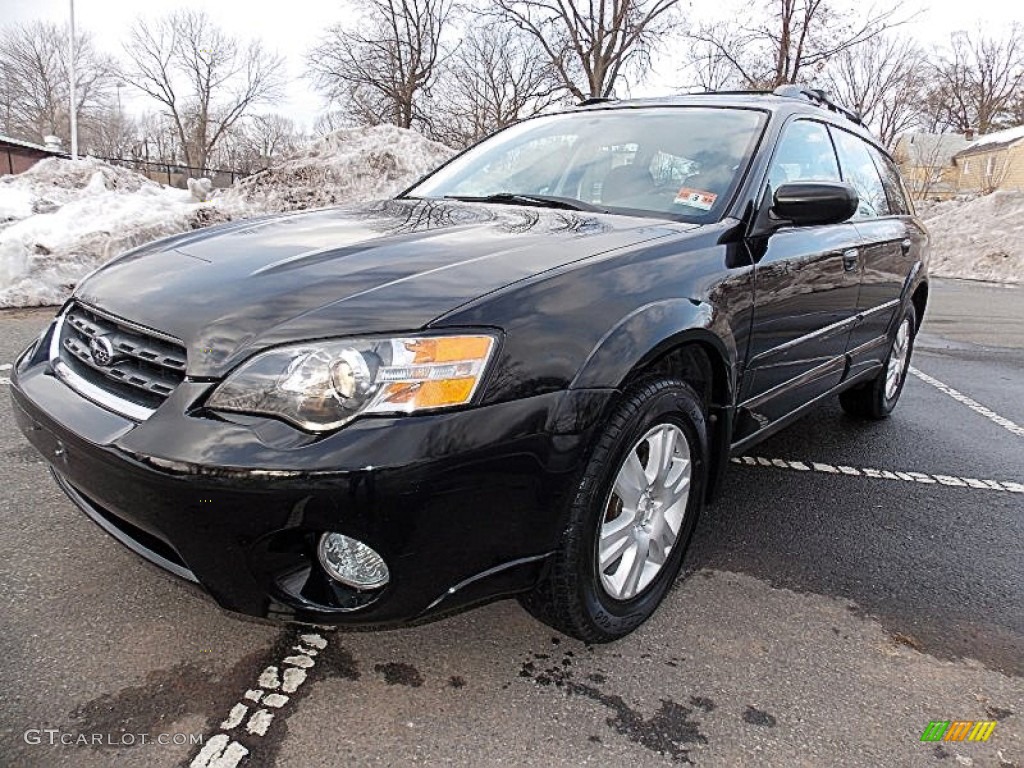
[206,333,497,432]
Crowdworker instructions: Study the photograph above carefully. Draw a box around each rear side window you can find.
[767,120,841,191]
[868,146,912,215]
[831,128,890,219]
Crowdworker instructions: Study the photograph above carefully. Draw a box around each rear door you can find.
[830,128,917,377]
[737,119,862,440]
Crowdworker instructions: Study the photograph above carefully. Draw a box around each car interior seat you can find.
[601,163,656,206]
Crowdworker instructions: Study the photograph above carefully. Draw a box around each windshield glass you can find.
[407,107,767,223]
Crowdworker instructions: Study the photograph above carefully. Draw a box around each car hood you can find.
[75,198,687,377]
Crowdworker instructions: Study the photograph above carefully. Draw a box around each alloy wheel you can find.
[597,423,691,600]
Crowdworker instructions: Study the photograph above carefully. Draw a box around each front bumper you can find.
[10,335,609,626]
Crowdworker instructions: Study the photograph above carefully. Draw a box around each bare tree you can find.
[243,114,300,161]
[430,24,566,146]
[134,111,183,165]
[307,0,454,130]
[0,21,113,146]
[681,42,741,93]
[922,26,1024,134]
[87,106,138,158]
[312,110,350,136]
[823,35,925,148]
[486,0,681,100]
[684,0,906,90]
[120,10,285,170]
[1006,91,1024,127]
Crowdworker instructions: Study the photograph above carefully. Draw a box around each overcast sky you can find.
[3,0,1020,132]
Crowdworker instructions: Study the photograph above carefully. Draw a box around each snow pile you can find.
[218,124,454,215]
[0,127,454,307]
[918,191,1024,284]
[0,158,212,307]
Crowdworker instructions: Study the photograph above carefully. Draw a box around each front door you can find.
[736,119,861,441]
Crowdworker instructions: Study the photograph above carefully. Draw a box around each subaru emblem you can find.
[89,335,116,367]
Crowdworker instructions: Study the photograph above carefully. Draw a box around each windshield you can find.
[406,107,767,223]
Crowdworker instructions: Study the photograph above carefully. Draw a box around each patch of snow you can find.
[969,124,1024,150]
[0,157,210,307]
[0,128,453,307]
[217,124,454,216]
[188,176,214,202]
[918,191,1024,284]
[0,187,34,223]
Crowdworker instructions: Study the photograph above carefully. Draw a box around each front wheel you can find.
[519,378,707,643]
[840,304,917,420]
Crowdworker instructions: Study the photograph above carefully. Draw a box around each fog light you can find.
[317,533,389,590]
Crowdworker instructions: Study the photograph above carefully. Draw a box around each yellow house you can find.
[892,132,970,199]
[953,125,1024,193]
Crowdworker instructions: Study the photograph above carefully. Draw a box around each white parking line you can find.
[732,456,1024,493]
[909,367,1024,438]
[190,632,328,768]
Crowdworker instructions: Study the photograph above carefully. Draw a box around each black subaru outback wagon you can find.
[11,87,927,642]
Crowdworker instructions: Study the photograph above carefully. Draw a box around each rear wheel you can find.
[519,378,707,643]
[840,304,917,420]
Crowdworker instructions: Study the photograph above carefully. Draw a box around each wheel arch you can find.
[910,280,928,330]
[568,299,738,503]
[569,299,738,403]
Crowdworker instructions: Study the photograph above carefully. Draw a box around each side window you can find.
[767,120,841,191]
[867,145,911,216]
[831,128,890,219]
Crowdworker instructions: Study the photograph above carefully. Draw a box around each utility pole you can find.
[68,0,79,159]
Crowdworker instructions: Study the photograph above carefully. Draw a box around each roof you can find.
[0,133,66,156]
[895,133,971,166]
[569,91,877,142]
[955,124,1024,158]
[574,91,813,113]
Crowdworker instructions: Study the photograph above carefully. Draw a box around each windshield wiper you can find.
[443,193,607,213]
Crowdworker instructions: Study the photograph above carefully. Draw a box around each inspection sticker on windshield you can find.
[674,188,717,211]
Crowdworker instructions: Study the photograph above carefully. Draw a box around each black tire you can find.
[839,304,918,420]
[519,378,707,643]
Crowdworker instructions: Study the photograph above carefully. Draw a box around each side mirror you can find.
[771,181,859,227]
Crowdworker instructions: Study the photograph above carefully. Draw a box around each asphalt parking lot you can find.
[1,277,1021,768]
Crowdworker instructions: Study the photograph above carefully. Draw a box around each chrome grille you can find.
[52,302,187,417]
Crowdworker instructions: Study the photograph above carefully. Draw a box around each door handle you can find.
[842,248,859,272]
[900,238,912,255]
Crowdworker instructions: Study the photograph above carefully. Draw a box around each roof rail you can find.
[772,84,862,125]
[577,96,617,106]
[688,89,772,96]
